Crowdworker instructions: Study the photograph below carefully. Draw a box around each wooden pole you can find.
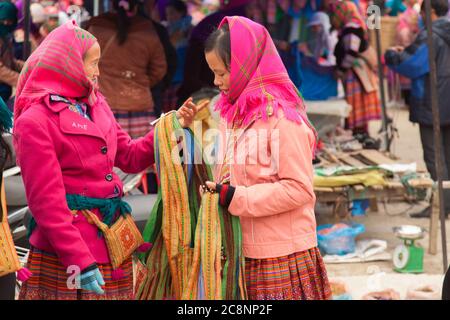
[22,0,31,60]
[374,26,390,151]
[424,0,448,273]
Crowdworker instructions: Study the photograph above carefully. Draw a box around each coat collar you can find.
[44,94,111,142]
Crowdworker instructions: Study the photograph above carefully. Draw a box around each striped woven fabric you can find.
[344,70,381,129]
[162,84,181,114]
[245,247,332,300]
[19,247,133,300]
[113,110,157,139]
[136,112,246,300]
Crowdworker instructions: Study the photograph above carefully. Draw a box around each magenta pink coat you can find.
[14,94,154,271]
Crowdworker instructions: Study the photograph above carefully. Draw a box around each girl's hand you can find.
[199,181,217,195]
[205,181,217,191]
[200,182,236,208]
[176,97,209,128]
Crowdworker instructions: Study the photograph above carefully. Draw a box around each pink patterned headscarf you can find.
[214,16,315,137]
[13,20,98,123]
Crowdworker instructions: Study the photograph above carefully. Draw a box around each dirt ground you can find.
[315,106,449,298]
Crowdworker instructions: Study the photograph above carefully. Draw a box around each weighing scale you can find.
[392,225,425,274]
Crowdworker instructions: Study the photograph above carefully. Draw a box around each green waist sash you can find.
[27,194,131,239]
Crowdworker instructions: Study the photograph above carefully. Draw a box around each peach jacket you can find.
[215,110,318,259]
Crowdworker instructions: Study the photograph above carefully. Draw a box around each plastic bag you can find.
[317,223,365,255]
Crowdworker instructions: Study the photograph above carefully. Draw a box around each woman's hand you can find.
[176,97,209,128]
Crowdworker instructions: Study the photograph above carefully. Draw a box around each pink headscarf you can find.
[14,20,98,123]
[214,16,314,133]
[13,20,102,163]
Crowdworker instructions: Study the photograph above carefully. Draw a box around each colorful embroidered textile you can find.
[245,247,332,300]
[343,70,381,129]
[214,16,317,156]
[69,102,91,120]
[19,247,133,300]
[136,112,246,300]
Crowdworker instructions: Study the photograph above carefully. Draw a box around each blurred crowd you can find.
[1,0,449,140]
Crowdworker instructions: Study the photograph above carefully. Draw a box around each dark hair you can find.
[167,0,188,16]
[421,0,449,17]
[204,24,231,70]
[113,0,138,45]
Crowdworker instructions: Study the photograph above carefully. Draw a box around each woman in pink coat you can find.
[203,16,331,300]
[14,20,202,300]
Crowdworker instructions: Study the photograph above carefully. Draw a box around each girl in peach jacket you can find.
[203,16,331,300]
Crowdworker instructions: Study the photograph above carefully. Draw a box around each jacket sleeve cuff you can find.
[81,263,98,275]
[216,184,236,208]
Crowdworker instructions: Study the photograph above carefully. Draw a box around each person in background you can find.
[139,0,178,194]
[298,11,338,100]
[300,11,335,63]
[269,0,316,89]
[326,0,382,139]
[394,0,420,107]
[385,0,407,16]
[40,5,61,38]
[397,0,421,47]
[163,0,193,112]
[385,0,450,219]
[88,0,167,138]
[176,0,252,105]
[244,0,266,25]
[202,0,221,16]
[13,0,40,60]
[139,0,178,118]
[188,0,207,25]
[0,1,23,103]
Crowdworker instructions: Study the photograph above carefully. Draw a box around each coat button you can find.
[105,174,113,182]
[101,146,108,154]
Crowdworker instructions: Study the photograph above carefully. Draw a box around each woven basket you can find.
[0,179,21,277]
[369,16,399,55]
